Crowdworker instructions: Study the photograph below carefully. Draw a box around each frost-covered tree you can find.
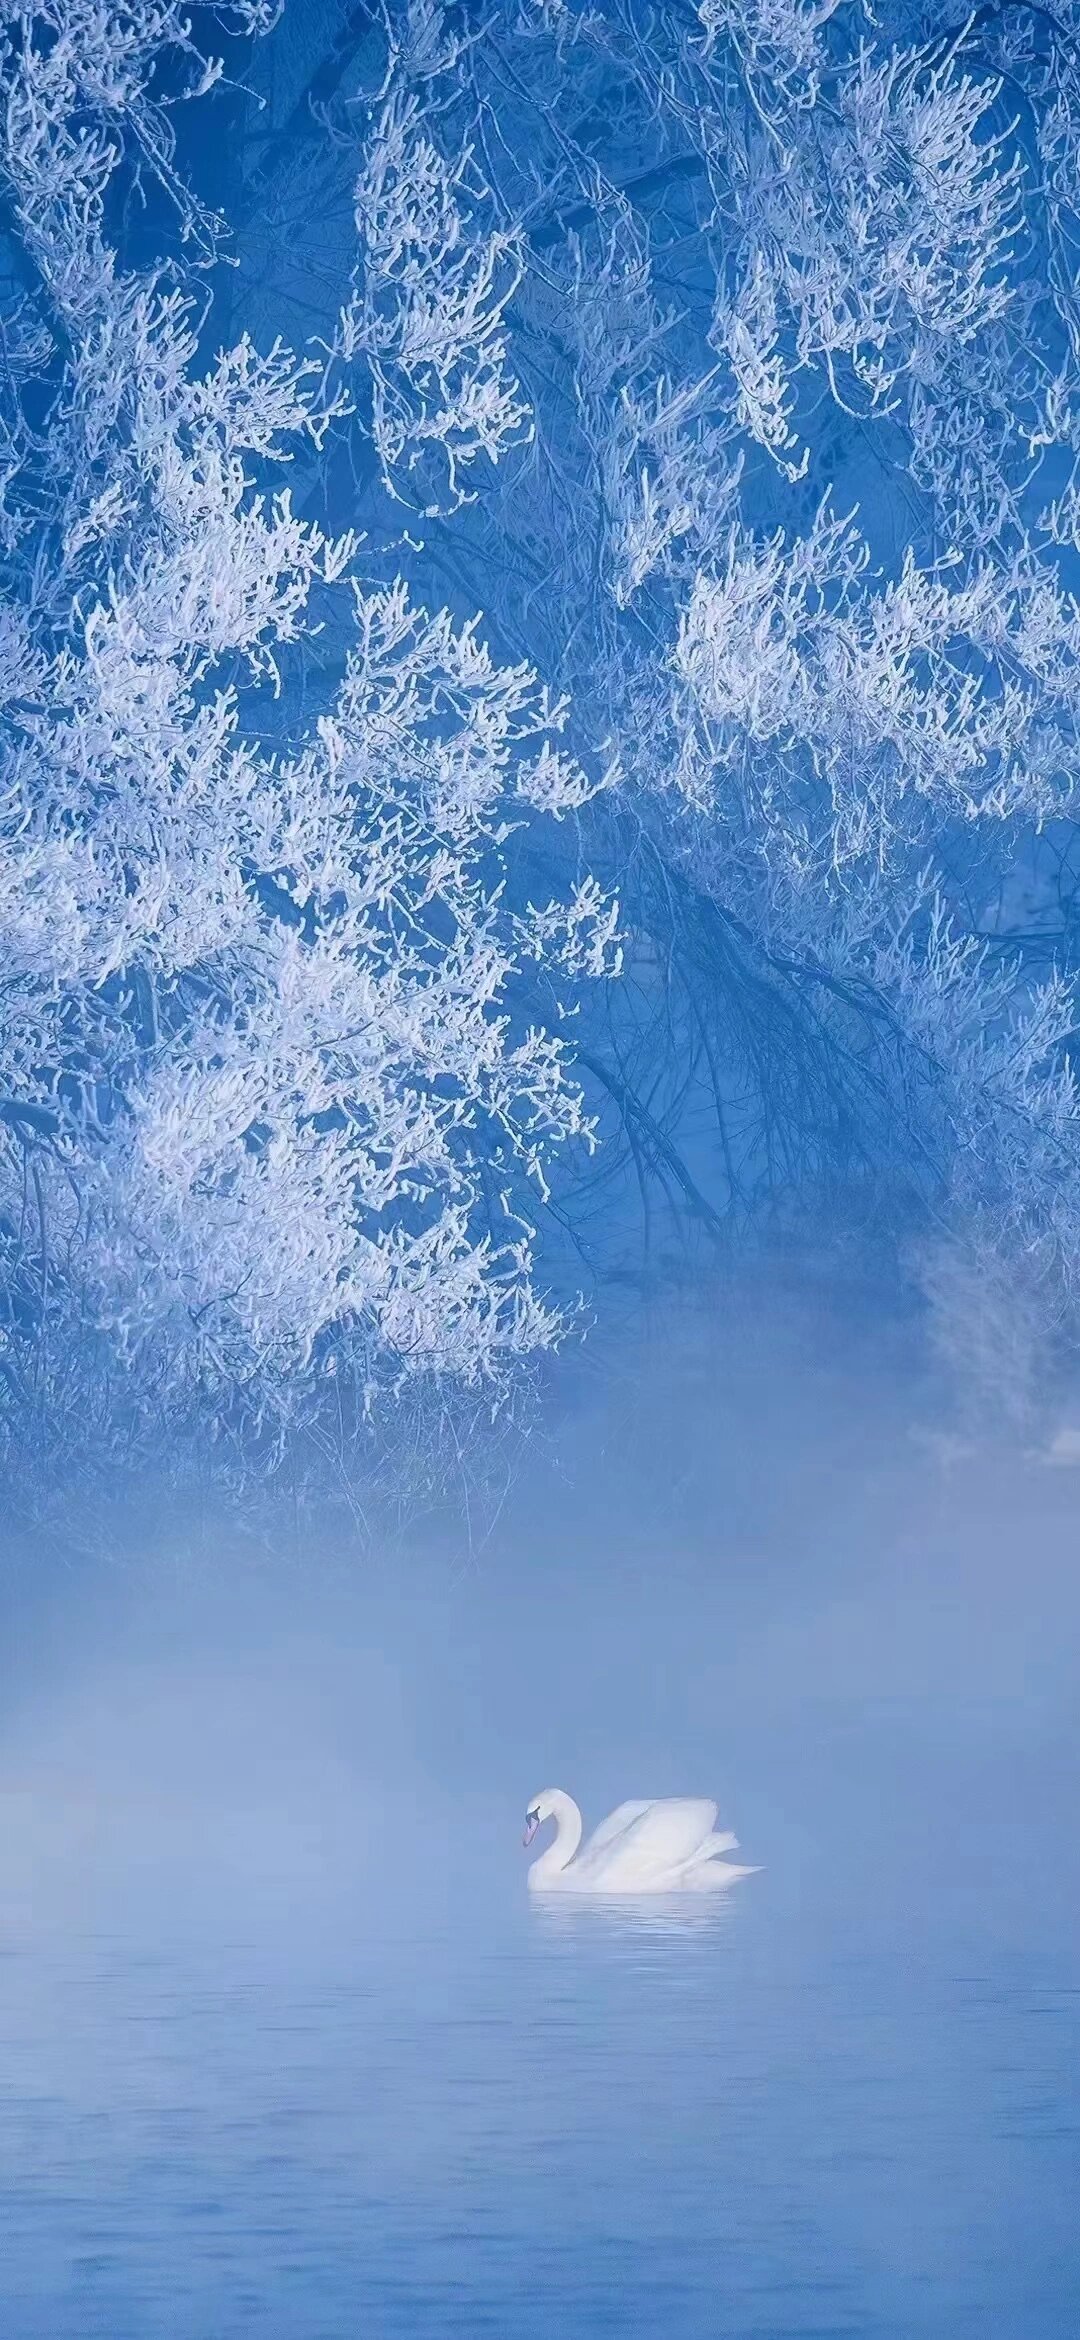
[8,0,1080,1503]
[0,0,619,1495]
[229,0,1080,1427]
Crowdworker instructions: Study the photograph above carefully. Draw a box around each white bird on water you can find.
[522,1788,758,1894]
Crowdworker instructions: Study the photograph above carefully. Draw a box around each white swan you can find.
[522,1787,758,1894]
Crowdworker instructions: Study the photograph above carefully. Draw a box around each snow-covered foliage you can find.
[276,0,1080,1432]
[340,79,530,510]
[8,0,1080,1494]
[0,1,618,1489]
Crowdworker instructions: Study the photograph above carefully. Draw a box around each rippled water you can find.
[0,1795,1077,2340]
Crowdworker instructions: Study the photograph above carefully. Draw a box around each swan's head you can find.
[522,1790,580,1866]
[523,1789,570,1847]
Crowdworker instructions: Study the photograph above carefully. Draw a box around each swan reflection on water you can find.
[528,1890,747,1942]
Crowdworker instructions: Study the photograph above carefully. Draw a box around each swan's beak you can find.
[523,1813,539,1847]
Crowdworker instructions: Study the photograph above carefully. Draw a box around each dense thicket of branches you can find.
[241,0,1080,1418]
[5,0,1080,1499]
[0,0,622,1496]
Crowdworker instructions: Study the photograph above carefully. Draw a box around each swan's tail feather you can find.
[680,1829,759,1890]
[689,1829,739,1864]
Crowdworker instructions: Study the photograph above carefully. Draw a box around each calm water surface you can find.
[3,1396,1079,2339]
[0,1791,1076,2340]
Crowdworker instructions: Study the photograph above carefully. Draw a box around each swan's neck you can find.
[530,1791,583,1883]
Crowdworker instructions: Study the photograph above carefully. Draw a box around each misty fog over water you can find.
[0,1289,1077,2336]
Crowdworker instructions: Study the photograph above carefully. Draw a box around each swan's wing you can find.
[578,1800,653,1861]
[581,1798,719,1887]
